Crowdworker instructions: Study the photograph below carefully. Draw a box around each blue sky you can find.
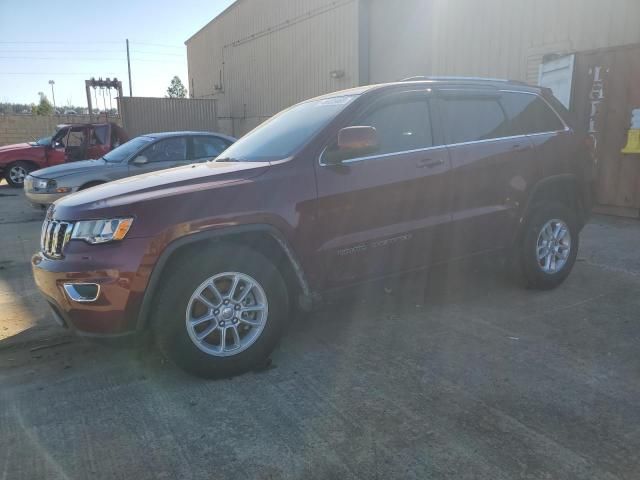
[0,0,234,108]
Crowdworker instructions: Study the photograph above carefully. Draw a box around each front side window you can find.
[66,128,86,147]
[141,137,187,163]
[353,97,433,156]
[440,97,508,144]
[500,92,566,135]
[192,136,231,160]
[52,128,69,148]
[104,136,152,163]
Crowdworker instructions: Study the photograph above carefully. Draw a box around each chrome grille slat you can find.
[45,221,55,252]
[41,219,74,259]
[51,222,62,254]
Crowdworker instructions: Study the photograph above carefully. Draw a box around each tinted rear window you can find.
[500,92,565,135]
[440,97,508,144]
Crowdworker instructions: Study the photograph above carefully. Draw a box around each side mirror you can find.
[132,155,149,165]
[324,126,379,164]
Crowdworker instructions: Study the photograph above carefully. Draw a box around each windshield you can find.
[216,95,357,162]
[30,136,51,146]
[103,136,153,163]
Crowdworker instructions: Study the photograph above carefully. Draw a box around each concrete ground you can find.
[1,181,640,479]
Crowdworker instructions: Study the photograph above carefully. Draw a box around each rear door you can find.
[313,89,451,288]
[435,90,537,258]
[128,136,188,175]
[188,135,234,165]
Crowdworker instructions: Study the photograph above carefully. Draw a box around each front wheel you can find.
[518,202,579,290]
[153,244,289,378]
[5,161,33,187]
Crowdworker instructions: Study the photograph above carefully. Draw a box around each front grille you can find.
[41,219,74,259]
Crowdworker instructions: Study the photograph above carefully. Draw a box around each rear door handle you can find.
[417,158,444,168]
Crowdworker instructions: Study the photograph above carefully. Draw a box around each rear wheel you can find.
[5,161,33,187]
[518,202,579,290]
[153,244,289,378]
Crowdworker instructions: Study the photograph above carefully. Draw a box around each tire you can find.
[153,244,289,378]
[5,161,33,187]
[518,202,579,290]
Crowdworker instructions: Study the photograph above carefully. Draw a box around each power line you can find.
[0,41,122,44]
[0,72,124,75]
[130,42,184,49]
[0,49,184,56]
[0,41,184,48]
[0,56,185,63]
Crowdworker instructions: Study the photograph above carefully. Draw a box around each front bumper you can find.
[24,189,72,206]
[32,236,153,336]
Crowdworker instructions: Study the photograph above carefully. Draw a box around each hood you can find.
[0,142,40,159]
[31,158,107,179]
[51,161,270,218]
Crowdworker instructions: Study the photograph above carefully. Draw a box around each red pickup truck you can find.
[0,122,128,187]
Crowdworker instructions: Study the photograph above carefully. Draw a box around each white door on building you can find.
[538,54,575,109]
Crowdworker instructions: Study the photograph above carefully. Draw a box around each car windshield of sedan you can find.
[215,95,357,162]
[103,136,153,163]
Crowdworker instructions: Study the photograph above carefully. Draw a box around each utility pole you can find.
[126,39,132,96]
[48,80,56,111]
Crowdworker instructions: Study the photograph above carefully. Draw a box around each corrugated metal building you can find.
[186,0,640,216]
[186,0,640,136]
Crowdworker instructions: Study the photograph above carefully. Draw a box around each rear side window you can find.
[92,125,109,145]
[500,92,565,135]
[440,97,508,144]
[192,136,231,160]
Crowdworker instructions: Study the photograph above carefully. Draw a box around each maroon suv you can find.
[32,79,593,377]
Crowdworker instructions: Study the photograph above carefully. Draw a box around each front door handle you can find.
[417,158,444,169]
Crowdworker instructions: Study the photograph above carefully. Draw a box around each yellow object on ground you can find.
[622,129,640,154]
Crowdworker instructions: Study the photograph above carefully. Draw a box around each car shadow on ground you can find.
[0,254,512,377]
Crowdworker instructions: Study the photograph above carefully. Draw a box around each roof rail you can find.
[400,76,527,85]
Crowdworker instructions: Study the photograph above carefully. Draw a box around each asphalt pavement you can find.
[1,182,639,479]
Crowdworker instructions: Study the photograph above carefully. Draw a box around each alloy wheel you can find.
[536,219,571,274]
[185,272,268,357]
[9,165,27,184]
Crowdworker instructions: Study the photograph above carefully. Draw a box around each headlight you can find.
[71,218,134,244]
[34,178,71,193]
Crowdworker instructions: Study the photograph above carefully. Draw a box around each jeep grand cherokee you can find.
[32,78,593,378]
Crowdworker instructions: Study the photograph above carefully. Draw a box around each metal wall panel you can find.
[367,0,640,84]
[118,97,218,138]
[186,0,359,137]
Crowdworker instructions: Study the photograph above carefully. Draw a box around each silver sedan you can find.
[24,131,235,206]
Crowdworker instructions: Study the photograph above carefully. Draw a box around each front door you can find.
[129,136,188,175]
[313,90,451,288]
[46,128,69,166]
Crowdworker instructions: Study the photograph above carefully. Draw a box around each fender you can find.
[136,224,311,331]
[512,173,583,243]
[522,174,578,213]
